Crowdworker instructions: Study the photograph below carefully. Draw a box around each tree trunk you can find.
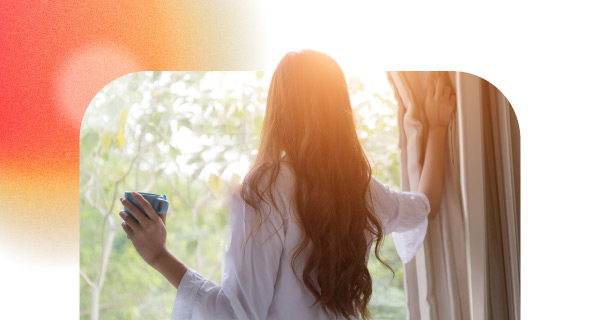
[89,224,117,320]
[90,286,100,320]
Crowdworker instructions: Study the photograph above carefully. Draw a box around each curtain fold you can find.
[481,80,520,320]
[386,72,520,320]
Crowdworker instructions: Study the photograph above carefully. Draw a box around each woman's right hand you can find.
[424,72,456,131]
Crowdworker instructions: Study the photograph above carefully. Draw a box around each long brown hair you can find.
[241,49,392,319]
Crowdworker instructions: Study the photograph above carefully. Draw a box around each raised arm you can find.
[418,72,456,220]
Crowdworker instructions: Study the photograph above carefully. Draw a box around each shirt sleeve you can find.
[171,268,236,320]
[369,176,431,263]
[171,191,284,320]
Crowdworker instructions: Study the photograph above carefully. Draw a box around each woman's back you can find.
[217,161,430,320]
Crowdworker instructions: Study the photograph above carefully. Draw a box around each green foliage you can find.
[80,71,405,319]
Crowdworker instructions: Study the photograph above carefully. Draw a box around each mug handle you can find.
[155,198,169,214]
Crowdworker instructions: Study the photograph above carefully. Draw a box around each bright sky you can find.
[259,2,403,71]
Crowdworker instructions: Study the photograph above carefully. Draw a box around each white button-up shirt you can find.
[171,162,430,319]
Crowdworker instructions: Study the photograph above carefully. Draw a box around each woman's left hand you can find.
[119,192,169,266]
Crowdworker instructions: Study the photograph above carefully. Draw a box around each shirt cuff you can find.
[392,217,428,264]
[171,268,205,320]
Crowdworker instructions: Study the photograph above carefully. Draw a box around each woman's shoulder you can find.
[236,161,295,202]
[231,162,294,233]
[247,161,294,184]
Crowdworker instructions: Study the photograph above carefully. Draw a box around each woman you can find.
[118,50,455,319]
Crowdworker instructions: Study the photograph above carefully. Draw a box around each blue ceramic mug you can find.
[123,192,168,239]
[124,191,169,223]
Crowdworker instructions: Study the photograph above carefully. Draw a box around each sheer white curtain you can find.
[386,72,520,320]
